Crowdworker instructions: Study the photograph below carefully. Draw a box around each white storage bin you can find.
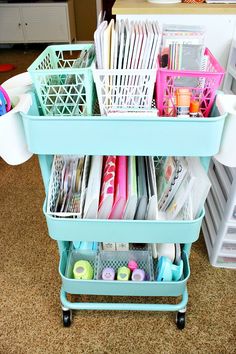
[202,159,236,268]
[214,94,236,168]
[0,93,33,165]
[2,72,32,105]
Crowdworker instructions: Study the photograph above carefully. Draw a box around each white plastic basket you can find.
[93,68,157,115]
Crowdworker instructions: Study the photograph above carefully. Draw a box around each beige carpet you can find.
[0,46,235,354]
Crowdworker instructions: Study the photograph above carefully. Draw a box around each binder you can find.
[98,156,116,219]
[109,156,127,219]
[123,156,138,219]
[135,156,148,220]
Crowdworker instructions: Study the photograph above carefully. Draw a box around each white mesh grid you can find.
[47,155,83,218]
[47,155,64,214]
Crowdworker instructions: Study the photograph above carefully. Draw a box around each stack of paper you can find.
[94,18,161,113]
[83,155,103,219]
[161,24,205,68]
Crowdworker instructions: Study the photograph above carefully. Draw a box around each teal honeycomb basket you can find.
[28,44,95,116]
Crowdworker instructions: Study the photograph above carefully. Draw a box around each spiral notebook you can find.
[158,157,188,212]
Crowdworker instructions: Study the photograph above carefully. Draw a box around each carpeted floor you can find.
[0,46,235,354]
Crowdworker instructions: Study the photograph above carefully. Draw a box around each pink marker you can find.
[128,260,138,272]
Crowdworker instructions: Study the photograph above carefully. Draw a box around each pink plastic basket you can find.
[156,48,225,117]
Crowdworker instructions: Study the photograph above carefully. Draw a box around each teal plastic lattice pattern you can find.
[28,44,95,116]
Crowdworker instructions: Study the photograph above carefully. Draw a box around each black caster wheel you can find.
[176,311,186,330]
[62,309,72,327]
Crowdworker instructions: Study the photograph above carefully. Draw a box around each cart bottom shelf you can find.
[59,249,190,297]
[60,287,188,329]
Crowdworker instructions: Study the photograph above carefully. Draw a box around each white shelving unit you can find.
[202,158,236,268]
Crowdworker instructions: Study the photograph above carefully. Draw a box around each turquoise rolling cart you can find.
[21,93,226,329]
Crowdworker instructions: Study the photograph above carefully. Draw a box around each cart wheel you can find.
[62,309,72,327]
[176,311,185,330]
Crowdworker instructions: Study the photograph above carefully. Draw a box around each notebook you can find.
[94,21,107,69]
[109,156,127,219]
[135,156,148,220]
[123,156,138,219]
[149,21,162,70]
[165,170,195,220]
[161,25,205,68]
[98,156,116,219]
[83,155,103,219]
[157,156,177,207]
[168,43,204,87]
[158,157,188,212]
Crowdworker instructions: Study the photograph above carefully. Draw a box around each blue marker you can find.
[0,91,6,116]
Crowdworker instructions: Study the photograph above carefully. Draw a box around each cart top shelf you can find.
[21,93,226,157]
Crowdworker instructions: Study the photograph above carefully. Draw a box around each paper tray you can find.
[21,93,226,157]
[43,201,204,243]
[59,249,190,297]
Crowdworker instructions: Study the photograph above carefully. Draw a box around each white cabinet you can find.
[0,7,24,43]
[0,1,76,44]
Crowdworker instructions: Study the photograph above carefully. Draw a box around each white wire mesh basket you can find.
[47,155,89,218]
[93,68,157,115]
